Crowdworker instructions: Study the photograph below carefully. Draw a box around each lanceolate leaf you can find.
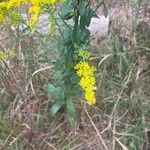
[60,0,74,20]
[47,84,64,100]
[72,23,81,44]
[51,101,64,117]
[103,3,108,18]
[66,98,76,126]
[79,1,86,16]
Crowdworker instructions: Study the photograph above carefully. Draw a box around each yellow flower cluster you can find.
[0,0,63,30]
[0,2,7,24]
[0,14,5,24]
[75,49,96,105]
[7,0,27,9]
[0,50,16,60]
[28,0,66,31]
[28,0,57,31]
[28,5,41,31]
[0,0,27,25]
[78,49,91,61]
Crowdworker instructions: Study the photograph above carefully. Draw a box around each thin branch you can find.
[84,105,109,150]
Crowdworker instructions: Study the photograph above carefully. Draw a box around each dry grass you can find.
[0,0,150,150]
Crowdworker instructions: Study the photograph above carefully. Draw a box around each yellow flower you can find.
[28,0,57,31]
[28,14,39,31]
[30,0,41,5]
[85,89,96,105]
[28,5,41,31]
[7,0,27,9]
[0,2,7,9]
[29,0,56,6]
[0,13,5,24]
[41,0,56,6]
[29,5,41,14]
[0,2,8,24]
[78,49,91,60]
[75,61,96,105]
[0,0,58,28]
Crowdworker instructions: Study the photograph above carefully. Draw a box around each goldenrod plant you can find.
[0,0,108,125]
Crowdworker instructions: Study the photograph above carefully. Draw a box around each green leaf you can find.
[80,28,90,44]
[79,1,86,16]
[72,23,81,44]
[51,101,64,117]
[85,7,92,27]
[71,86,83,98]
[103,3,108,18]
[66,98,76,126]
[47,84,64,101]
[80,15,86,30]
[60,0,74,20]
[54,71,66,82]
[62,29,72,46]
[85,7,98,27]
[72,0,77,7]
[55,54,65,71]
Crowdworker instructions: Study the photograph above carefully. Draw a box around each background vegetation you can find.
[0,0,150,149]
